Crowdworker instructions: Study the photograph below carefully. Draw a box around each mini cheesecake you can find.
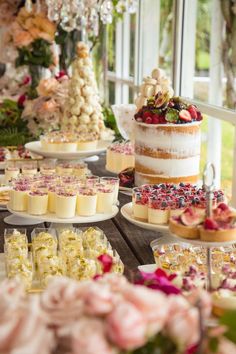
[77,188,97,216]
[148,196,169,224]
[28,190,48,215]
[96,185,114,213]
[55,190,77,218]
[5,167,20,182]
[10,185,30,211]
[133,190,149,221]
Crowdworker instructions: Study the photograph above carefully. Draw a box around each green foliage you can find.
[15,39,54,68]
[102,105,121,139]
[122,334,177,354]
[220,310,236,344]
[0,128,31,146]
[208,337,219,353]
[0,99,25,129]
[55,25,80,71]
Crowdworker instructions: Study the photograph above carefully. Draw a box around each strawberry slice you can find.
[179,109,192,122]
[204,218,219,230]
[188,105,198,119]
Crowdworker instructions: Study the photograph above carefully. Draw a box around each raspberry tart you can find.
[169,207,204,239]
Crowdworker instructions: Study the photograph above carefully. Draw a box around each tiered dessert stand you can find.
[121,163,235,290]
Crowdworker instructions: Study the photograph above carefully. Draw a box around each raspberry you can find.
[204,218,218,230]
[145,117,152,124]
[217,203,229,211]
[143,111,152,119]
[152,114,159,124]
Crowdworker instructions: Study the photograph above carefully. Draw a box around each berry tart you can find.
[200,203,236,242]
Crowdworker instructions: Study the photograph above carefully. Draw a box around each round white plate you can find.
[7,205,119,224]
[121,202,169,232]
[169,232,236,247]
[4,215,43,225]
[25,141,110,159]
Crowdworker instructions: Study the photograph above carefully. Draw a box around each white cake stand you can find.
[121,202,169,232]
[25,141,110,160]
[5,205,119,228]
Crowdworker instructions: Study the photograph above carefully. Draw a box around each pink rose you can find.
[122,285,169,335]
[81,282,116,316]
[186,289,212,319]
[37,78,59,96]
[40,277,84,327]
[216,338,236,354]
[168,295,190,317]
[107,302,147,350]
[166,307,200,349]
[97,273,129,293]
[72,317,117,354]
[0,281,54,354]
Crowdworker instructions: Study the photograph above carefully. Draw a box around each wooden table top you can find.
[0,154,164,272]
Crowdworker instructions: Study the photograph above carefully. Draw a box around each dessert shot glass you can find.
[100,176,119,204]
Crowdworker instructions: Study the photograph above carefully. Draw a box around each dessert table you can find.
[0,154,163,272]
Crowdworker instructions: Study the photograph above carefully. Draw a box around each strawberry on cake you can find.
[134,89,203,186]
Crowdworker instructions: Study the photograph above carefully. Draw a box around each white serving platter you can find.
[7,205,119,225]
[121,202,169,232]
[25,140,110,160]
[169,232,236,248]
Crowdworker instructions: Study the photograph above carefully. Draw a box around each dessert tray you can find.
[121,202,168,232]
[7,205,119,225]
[25,140,110,159]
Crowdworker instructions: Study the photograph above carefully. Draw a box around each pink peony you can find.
[185,289,212,319]
[81,282,116,316]
[40,277,84,327]
[166,307,200,349]
[216,338,236,354]
[107,302,147,350]
[37,78,59,96]
[72,317,117,354]
[97,273,129,293]
[122,285,169,336]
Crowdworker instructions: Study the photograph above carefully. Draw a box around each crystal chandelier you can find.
[25,0,138,35]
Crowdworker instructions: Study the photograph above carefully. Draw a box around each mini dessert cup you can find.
[40,163,56,175]
[73,162,88,177]
[5,166,20,183]
[5,254,33,290]
[77,187,97,216]
[56,163,75,176]
[55,188,77,218]
[100,177,119,204]
[28,189,48,215]
[10,184,30,211]
[58,228,83,250]
[133,191,148,221]
[148,196,170,224]
[96,184,114,213]
[85,175,100,187]
[4,228,28,257]
[82,227,106,249]
[21,163,38,177]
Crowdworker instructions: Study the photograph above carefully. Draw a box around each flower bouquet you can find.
[1,260,236,354]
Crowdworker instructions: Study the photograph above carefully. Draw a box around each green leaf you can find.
[208,337,219,352]
[220,310,236,344]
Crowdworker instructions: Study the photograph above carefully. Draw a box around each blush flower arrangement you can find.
[22,72,69,137]
[1,256,236,354]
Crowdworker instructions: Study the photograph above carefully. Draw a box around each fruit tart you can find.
[200,203,236,242]
[169,207,204,239]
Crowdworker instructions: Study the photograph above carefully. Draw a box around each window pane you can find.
[129,13,136,77]
[108,81,115,105]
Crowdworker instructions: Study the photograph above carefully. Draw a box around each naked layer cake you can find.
[134,69,203,186]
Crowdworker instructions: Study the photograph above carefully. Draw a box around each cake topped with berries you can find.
[134,80,203,186]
